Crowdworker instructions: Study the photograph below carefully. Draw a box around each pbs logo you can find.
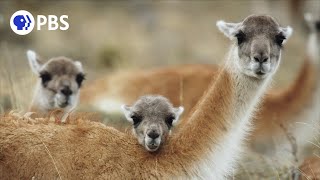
[10,10,69,35]
[10,10,35,35]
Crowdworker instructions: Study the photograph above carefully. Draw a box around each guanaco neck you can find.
[169,46,273,178]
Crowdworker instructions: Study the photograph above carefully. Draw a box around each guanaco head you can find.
[121,95,184,152]
[27,50,85,112]
[217,14,293,79]
[304,13,320,60]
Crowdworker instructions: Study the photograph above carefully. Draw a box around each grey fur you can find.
[121,95,183,152]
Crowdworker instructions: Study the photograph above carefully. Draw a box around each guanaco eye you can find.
[76,73,85,87]
[166,115,175,129]
[275,33,286,47]
[131,115,142,127]
[39,71,51,87]
[235,31,246,45]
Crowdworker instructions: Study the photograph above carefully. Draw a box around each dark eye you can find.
[131,115,142,127]
[235,31,246,45]
[166,115,175,129]
[275,33,286,47]
[39,71,51,87]
[76,73,85,87]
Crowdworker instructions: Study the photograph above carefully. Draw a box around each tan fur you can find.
[0,66,264,179]
[299,156,320,180]
[81,64,218,115]
[82,56,317,144]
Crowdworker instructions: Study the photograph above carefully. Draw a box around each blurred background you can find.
[0,0,319,179]
[0,0,318,111]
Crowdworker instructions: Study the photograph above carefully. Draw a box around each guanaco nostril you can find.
[61,87,72,96]
[254,56,269,63]
[147,131,160,139]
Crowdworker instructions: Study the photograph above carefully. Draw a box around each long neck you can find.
[171,46,272,178]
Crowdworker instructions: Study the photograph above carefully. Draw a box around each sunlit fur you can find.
[299,156,320,180]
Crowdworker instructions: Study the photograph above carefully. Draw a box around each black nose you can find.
[254,55,269,63]
[61,86,72,96]
[147,131,160,139]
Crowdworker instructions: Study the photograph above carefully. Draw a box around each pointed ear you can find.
[74,61,83,72]
[216,20,241,39]
[26,50,42,74]
[279,26,293,44]
[121,105,133,123]
[172,106,184,125]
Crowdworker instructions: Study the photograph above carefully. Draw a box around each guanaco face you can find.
[121,95,184,152]
[27,50,85,113]
[217,15,292,79]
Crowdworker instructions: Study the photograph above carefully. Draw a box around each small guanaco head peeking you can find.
[121,95,184,152]
[27,50,85,112]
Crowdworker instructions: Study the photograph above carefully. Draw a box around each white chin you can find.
[55,100,70,109]
[59,103,69,108]
[253,73,267,79]
[244,70,268,79]
[145,144,159,152]
[144,137,161,152]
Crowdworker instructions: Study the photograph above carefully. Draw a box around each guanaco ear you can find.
[26,50,42,74]
[172,106,184,125]
[74,61,83,72]
[121,105,133,123]
[216,20,241,40]
[279,26,293,44]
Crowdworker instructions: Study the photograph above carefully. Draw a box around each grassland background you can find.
[0,0,319,179]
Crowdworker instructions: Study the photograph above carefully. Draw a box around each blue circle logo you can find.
[10,10,35,35]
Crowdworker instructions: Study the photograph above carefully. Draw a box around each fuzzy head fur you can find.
[217,14,292,79]
[27,50,85,113]
[121,95,184,152]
